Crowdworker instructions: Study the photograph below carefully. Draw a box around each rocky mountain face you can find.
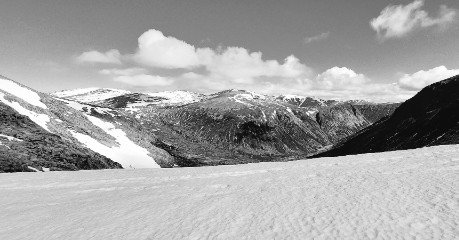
[315,104,372,142]
[137,90,333,165]
[352,103,401,123]
[315,75,459,158]
[1,73,401,172]
[0,102,121,172]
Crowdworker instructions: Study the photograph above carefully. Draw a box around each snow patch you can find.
[0,78,47,109]
[0,93,51,132]
[70,115,159,169]
[53,88,130,103]
[56,98,114,116]
[145,91,203,105]
[0,134,23,142]
[27,166,40,172]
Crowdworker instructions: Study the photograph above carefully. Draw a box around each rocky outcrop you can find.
[353,103,400,123]
[315,104,371,142]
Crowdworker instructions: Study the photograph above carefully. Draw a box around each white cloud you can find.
[304,32,330,44]
[398,66,459,90]
[99,67,148,76]
[76,49,122,64]
[298,67,414,103]
[77,29,425,102]
[114,74,173,87]
[371,0,457,40]
[133,29,210,69]
[316,67,368,90]
[100,67,173,87]
[206,48,310,84]
[131,29,311,81]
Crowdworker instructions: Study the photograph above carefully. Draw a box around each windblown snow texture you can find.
[0,145,458,239]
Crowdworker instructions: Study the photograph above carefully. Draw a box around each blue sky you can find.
[1,0,458,102]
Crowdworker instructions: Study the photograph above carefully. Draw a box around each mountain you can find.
[276,95,338,116]
[315,75,459,158]
[314,103,372,142]
[80,89,397,166]
[53,88,131,103]
[0,76,174,172]
[1,73,401,172]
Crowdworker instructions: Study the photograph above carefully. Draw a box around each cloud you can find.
[100,67,173,87]
[302,67,414,102]
[132,29,311,80]
[205,48,310,84]
[76,49,122,64]
[398,66,459,90]
[114,74,173,87]
[79,29,421,102]
[304,32,330,44]
[370,0,457,40]
[99,67,148,76]
[133,29,210,69]
[316,67,368,90]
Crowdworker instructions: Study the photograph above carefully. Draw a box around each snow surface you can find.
[145,90,203,105]
[0,134,23,142]
[70,115,159,169]
[56,98,113,116]
[0,78,47,109]
[53,87,100,97]
[53,88,130,103]
[0,93,51,132]
[1,145,458,239]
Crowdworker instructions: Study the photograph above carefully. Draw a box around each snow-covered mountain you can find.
[53,88,131,103]
[0,76,174,172]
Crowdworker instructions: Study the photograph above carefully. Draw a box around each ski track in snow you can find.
[0,145,458,239]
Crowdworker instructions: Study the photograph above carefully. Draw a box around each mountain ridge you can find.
[314,74,459,158]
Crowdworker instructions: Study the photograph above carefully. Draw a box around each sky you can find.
[1,0,459,102]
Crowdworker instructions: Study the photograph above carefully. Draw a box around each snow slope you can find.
[70,115,160,169]
[145,90,205,105]
[53,88,131,103]
[1,145,458,239]
[0,78,47,109]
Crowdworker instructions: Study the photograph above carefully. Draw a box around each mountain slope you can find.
[0,76,174,172]
[133,90,333,165]
[315,75,459,157]
[0,77,122,172]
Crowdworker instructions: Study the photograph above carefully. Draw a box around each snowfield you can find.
[0,78,47,109]
[70,115,160,169]
[1,145,458,240]
[53,88,131,103]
